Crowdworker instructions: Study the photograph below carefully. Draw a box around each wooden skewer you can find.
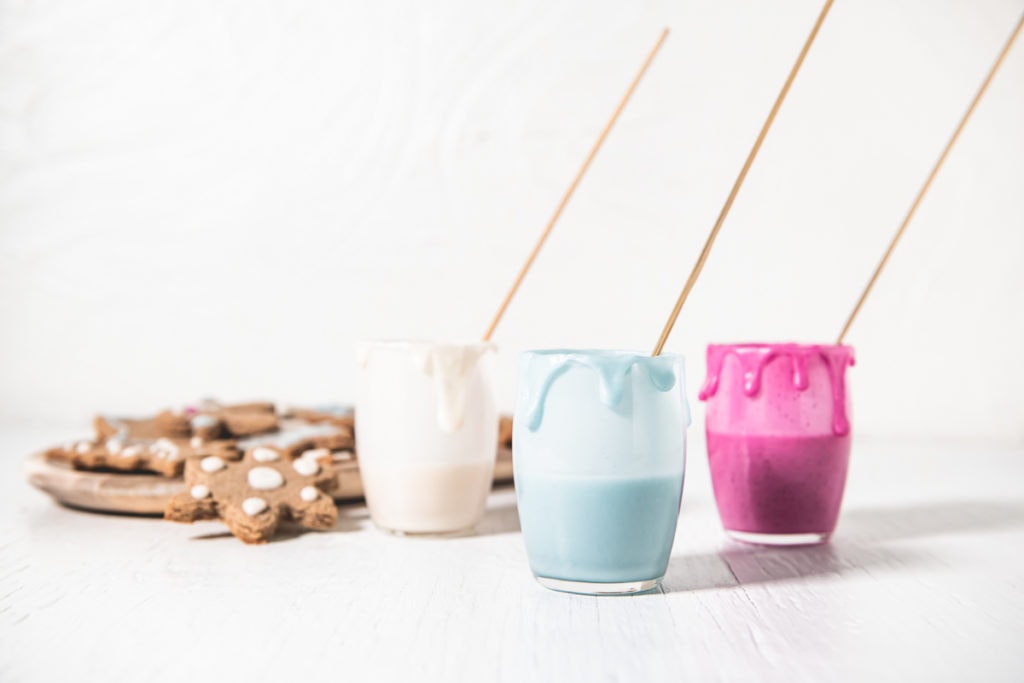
[651,0,835,356]
[837,12,1024,345]
[482,28,671,342]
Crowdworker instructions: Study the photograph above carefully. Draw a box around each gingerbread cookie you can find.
[239,419,354,456]
[287,404,355,431]
[48,436,240,477]
[165,445,338,543]
[94,411,191,441]
[186,400,280,439]
[498,415,513,449]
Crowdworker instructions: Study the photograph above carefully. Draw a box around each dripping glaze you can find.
[699,343,855,436]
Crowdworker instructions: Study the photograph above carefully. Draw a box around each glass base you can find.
[375,524,475,539]
[534,576,662,596]
[726,530,831,546]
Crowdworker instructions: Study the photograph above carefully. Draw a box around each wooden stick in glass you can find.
[651,0,834,356]
[837,12,1024,344]
[483,28,670,342]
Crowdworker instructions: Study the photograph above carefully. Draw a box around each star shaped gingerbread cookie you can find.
[164,445,338,543]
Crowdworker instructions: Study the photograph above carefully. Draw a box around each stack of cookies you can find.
[45,401,356,543]
[38,402,514,544]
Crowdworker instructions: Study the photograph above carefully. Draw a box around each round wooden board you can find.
[25,446,515,516]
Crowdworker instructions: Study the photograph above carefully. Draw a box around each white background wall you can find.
[1,0,1022,440]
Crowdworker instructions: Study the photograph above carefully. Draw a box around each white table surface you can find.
[2,424,1022,682]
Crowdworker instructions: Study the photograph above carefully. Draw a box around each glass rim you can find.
[359,339,497,352]
[707,341,853,353]
[520,348,685,361]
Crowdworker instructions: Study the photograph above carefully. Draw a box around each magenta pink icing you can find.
[699,343,855,436]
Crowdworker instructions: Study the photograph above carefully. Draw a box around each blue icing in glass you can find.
[525,351,682,432]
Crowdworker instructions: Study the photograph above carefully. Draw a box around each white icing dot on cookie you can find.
[252,447,280,463]
[105,438,123,455]
[242,497,268,516]
[75,441,92,454]
[151,438,181,461]
[300,447,330,461]
[292,458,320,476]
[247,466,284,490]
[190,436,203,449]
[191,414,217,429]
[300,486,319,502]
[200,456,226,473]
[121,445,142,458]
[190,484,211,499]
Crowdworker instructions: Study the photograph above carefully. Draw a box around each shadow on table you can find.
[839,500,1024,542]
[189,503,372,542]
[661,542,922,593]
[661,499,1024,593]
[473,496,521,536]
[190,493,521,542]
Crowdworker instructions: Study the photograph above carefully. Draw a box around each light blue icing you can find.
[524,350,686,431]
[190,414,218,429]
[311,403,354,416]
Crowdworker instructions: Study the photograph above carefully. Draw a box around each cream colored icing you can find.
[247,466,284,490]
[200,456,226,473]
[242,497,268,516]
[292,459,319,476]
[300,448,330,461]
[151,439,181,461]
[252,447,280,463]
[360,341,495,433]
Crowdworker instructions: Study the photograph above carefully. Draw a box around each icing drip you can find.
[360,341,495,434]
[525,352,682,432]
[698,343,855,436]
[420,345,492,433]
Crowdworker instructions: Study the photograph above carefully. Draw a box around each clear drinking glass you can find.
[514,349,689,595]
[700,342,855,546]
[356,340,498,536]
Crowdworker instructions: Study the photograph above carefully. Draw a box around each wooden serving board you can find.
[25,447,514,517]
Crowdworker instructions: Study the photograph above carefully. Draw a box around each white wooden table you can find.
[2,424,1022,682]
